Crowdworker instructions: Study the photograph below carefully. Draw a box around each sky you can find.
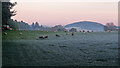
[11,0,118,26]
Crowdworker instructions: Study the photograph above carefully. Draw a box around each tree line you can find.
[6,19,67,31]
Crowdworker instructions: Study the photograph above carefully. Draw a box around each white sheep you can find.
[4,32,7,35]
[19,32,22,35]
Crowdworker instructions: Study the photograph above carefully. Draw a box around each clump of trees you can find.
[104,22,117,31]
[69,28,77,32]
[8,19,33,30]
[2,2,17,30]
[7,19,68,31]
[52,25,67,31]
[31,22,40,30]
[8,19,19,30]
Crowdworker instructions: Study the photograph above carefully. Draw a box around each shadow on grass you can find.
[59,46,67,48]
[96,59,108,62]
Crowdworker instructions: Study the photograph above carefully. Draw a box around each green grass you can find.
[2,30,119,66]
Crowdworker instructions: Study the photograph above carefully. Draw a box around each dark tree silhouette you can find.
[69,28,77,32]
[34,22,39,29]
[2,2,17,26]
[104,22,116,31]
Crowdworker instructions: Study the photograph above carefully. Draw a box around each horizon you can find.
[11,1,118,26]
[14,20,119,27]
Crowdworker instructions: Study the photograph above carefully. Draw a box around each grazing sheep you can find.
[56,34,60,37]
[39,36,44,39]
[19,32,22,35]
[83,30,85,33]
[82,30,86,33]
[39,35,48,39]
[72,32,74,36]
[89,30,93,33]
[87,31,90,33]
[65,31,69,35]
[4,32,7,35]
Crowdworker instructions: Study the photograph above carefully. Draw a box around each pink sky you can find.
[12,2,118,26]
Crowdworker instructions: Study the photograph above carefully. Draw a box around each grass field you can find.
[2,31,119,66]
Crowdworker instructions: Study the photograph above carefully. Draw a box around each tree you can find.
[2,2,17,26]
[53,25,67,31]
[69,28,77,32]
[8,19,19,30]
[41,25,43,27]
[34,22,39,28]
[104,22,116,31]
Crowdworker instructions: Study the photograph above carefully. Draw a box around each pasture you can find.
[2,31,119,66]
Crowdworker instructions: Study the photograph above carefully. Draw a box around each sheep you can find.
[39,35,48,39]
[64,31,69,35]
[4,32,7,35]
[72,32,74,36]
[19,32,22,35]
[82,30,85,33]
[87,31,90,33]
[81,30,86,33]
[56,34,60,37]
[39,36,44,39]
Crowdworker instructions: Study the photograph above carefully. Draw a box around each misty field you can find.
[2,31,119,66]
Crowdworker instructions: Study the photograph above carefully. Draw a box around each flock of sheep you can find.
[3,30,94,37]
[38,30,96,39]
[38,32,74,39]
[4,30,110,40]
